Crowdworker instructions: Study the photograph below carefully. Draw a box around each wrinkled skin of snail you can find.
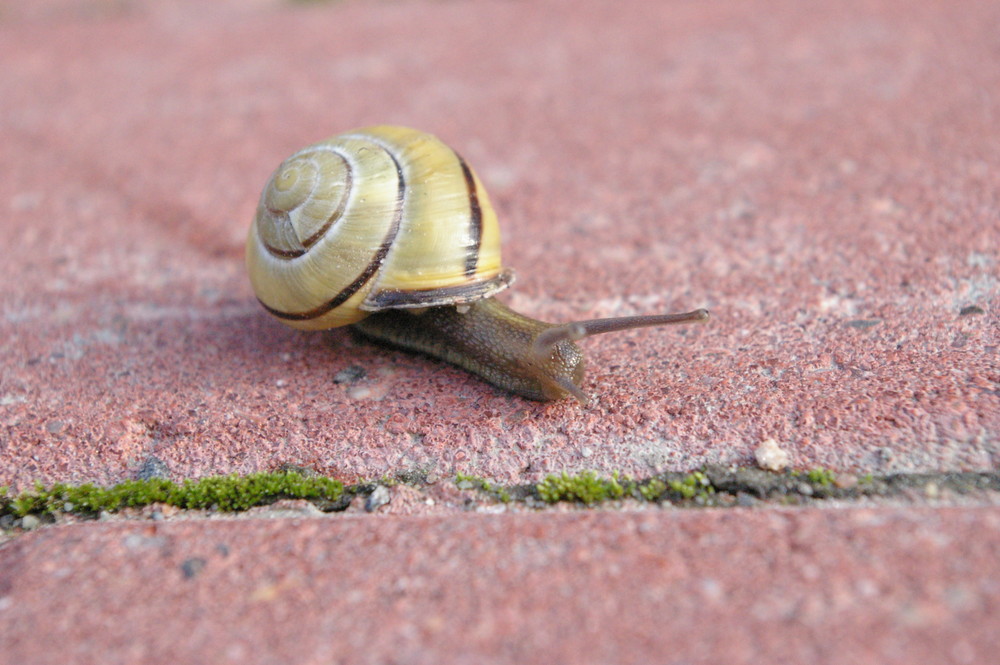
[353,299,587,402]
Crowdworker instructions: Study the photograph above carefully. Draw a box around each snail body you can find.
[247,125,708,404]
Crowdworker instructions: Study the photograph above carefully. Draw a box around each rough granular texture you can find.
[1,1,999,662]
[2,0,997,491]
[2,507,999,664]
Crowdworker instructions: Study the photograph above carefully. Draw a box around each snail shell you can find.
[246,125,514,330]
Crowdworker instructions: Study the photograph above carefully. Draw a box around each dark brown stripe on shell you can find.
[456,152,482,277]
[263,143,406,322]
[263,226,306,259]
[362,268,515,311]
[302,153,352,248]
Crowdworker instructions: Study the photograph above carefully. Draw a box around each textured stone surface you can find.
[1,0,999,662]
[1,0,998,491]
[3,507,999,665]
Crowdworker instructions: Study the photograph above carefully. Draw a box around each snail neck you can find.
[352,298,585,402]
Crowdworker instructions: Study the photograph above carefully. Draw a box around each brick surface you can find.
[3,507,1000,665]
[1,0,998,662]
[1,0,998,489]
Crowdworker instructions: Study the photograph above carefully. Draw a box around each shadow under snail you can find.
[246,125,709,405]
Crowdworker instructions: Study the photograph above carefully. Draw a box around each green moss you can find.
[668,471,715,501]
[805,468,836,487]
[171,473,341,511]
[536,471,626,505]
[534,470,719,505]
[789,467,837,487]
[639,478,668,501]
[455,473,511,503]
[3,472,344,518]
[5,467,998,523]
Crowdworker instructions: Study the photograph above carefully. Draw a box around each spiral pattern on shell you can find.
[246,126,513,330]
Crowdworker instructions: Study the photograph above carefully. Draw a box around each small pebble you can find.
[20,515,41,531]
[137,455,171,481]
[334,365,366,384]
[347,385,372,400]
[365,485,391,512]
[181,558,207,579]
[754,438,791,471]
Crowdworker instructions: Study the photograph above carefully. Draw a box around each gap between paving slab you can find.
[4,465,1000,531]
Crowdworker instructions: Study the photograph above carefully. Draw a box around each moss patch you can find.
[532,470,716,505]
[667,471,716,501]
[455,473,511,503]
[792,468,836,487]
[2,472,344,518]
[536,471,628,505]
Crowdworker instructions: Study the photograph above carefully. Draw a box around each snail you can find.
[246,125,708,404]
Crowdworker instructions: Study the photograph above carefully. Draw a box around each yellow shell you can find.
[246,125,513,330]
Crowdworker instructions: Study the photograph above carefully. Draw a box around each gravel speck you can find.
[334,366,366,384]
[365,485,391,512]
[181,558,207,579]
[754,438,791,471]
[20,515,41,531]
[136,455,170,481]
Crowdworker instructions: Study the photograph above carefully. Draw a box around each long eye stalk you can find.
[532,309,710,359]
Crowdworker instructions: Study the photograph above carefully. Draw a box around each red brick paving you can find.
[4,507,1000,665]
[1,0,998,662]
